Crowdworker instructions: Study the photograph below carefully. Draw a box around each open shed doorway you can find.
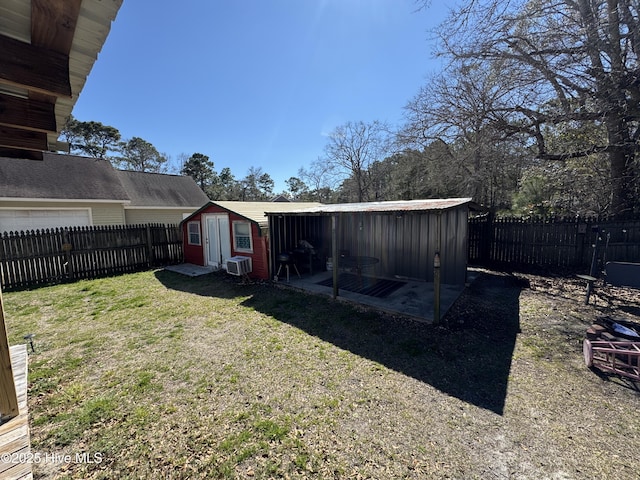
[268,214,332,277]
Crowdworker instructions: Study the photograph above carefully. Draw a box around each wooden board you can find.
[0,344,32,480]
[0,290,18,418]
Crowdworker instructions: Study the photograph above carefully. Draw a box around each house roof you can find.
[115,170,210,208]
[184,201,323,229]
[0,0,123,159]
[266,198,474,215]
[0,152,129,201]
[0,152,209,208]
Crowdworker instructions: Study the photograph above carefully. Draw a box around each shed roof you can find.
[115,170,210,207]
[0,152,129,201]
[266,198,473,215]
[185,201,323,229]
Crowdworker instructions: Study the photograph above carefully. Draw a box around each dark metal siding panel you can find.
[441,209,457,284]
[423,214,441,282]
[358,208,467,285]
[440,206,469,284]
[402,215,415,277]
[336,212,439,282]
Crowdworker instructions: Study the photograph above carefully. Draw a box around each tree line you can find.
[61,0,640,216]
[60,116,278,201]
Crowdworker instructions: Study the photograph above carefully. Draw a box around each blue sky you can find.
[72,1,449,192]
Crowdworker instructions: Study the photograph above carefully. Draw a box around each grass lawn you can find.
[3,268,640,479]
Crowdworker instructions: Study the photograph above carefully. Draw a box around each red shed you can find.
[180,201,321,279]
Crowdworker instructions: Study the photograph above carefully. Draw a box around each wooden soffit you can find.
[0,34,72,97]
[0,0,81,159]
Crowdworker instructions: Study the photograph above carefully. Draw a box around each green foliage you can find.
[208,166,240,199]
[285,176,308,199]
[180,152,215,190]
[60,115,121,160]
[512,154,613,217]
[239,166,275,200]
[118,136,168,173]
[511,167,560,216]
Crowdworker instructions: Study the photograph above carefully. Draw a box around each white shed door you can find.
[205,214,232,269]
[0,209,91,233]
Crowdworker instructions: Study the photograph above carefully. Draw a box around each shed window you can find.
[187,221,201,245]
[233,222,252,252]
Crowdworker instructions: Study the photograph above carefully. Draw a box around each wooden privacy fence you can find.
[469,215,640,271]
[0,224,182,290]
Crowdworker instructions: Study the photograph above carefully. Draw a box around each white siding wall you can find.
[124,209,195,226]
[91,204,126,225]
[0,201,126,232]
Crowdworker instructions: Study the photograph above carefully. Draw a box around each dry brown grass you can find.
[3,268,639,479]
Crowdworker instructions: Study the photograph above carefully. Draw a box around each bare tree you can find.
[322,120,391,202]
[419,0,640,215]
[403,62,526,207]
[298,160,339,203]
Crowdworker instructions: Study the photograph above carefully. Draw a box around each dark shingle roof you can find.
[0,152,129,201]
[0,152,210,207]
[114,170,210,207]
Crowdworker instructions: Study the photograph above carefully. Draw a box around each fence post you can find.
[576,220,588,269]
[481,211,494,265]
[62,228,74,281]
[146,224,155,267]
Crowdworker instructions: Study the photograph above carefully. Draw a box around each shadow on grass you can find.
[155,269,523,415]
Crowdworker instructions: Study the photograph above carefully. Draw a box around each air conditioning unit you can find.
[226,256,252,276]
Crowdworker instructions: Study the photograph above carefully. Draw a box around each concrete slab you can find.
[278,269,479,323]
[164,263,216,277]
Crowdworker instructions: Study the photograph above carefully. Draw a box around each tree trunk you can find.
[609,148,635,217]
[606,113,636,217]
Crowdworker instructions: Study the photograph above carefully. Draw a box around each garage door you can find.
[0,209,91,233]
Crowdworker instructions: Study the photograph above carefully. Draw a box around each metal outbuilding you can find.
[266,198,473,287]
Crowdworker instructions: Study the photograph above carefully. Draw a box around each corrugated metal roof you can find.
[210,201,323,228]
[266,198,473,215]
[0,0,123,150]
